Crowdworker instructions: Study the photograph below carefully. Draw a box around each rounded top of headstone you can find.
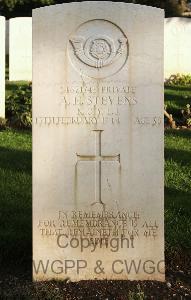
[32,2,164,14]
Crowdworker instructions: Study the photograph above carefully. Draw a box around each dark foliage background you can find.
[0,0,190,18]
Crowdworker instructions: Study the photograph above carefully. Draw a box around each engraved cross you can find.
[76,130,120,206]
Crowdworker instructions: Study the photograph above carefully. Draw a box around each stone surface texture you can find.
[33,2,164,282]
[165,17,191,78]
[9,17,32,81]
[7,16,191,82]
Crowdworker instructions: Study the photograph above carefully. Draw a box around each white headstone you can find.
[9,17,32,81]
[33,2,165,282]
[0,16,5,118]
[165,17,191,78]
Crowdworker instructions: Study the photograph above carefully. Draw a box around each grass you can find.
[165,129,191,252]
[0,129,32,273]
[164,85,191,121]
[0,84,190,275]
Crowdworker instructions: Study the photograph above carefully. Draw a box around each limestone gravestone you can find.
[165,17,191,78]
[33,2,165,281]
[9,17,32,81]
[0,16,5,118]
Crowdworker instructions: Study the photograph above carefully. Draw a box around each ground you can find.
[0,84,190,299]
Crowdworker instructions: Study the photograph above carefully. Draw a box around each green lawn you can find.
[0,84,190,274]
[165,129,191,252]
[0,130,32,273]
[164,85,191,252]
[164,85,191,121]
